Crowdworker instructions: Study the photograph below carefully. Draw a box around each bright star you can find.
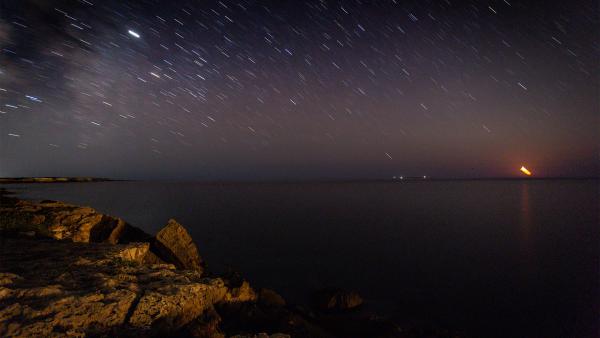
[128,30,140,38]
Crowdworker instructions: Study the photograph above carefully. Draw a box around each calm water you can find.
[4,180,599,338]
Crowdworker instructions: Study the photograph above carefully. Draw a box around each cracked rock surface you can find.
[0,238,228,337]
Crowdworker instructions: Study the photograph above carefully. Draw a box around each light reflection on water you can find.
[519,181,532,249]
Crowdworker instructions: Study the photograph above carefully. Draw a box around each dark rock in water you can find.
[151,219,205,273]
[258,288,286,308]
[216,300,333,338]
[312,288,363,312]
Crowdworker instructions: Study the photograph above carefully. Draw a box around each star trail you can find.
[0,0,598,179]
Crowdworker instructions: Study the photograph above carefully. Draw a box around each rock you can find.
[128,282,226,332]
[312,288,363,312]
[1,289,136,337]
[258,288,286,308]
[151,219,205,272]
[115,242,150,264]
[142,249,168,265]
[223,280,257,303]
[0,238,228,337]
[184,306,224,338]
[30,214,45,225]
[109,220,152,244]
[0,273,23,287]
[0,198,152,245]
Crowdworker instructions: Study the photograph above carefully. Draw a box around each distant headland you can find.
[0,177,112,184]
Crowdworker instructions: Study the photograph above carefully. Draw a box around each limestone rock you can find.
[152,219,205,272]
[0,238,227,337]
[115,242,150,264]
[0,198,151,245]
[128,282,225,331]
[223,280,257,303]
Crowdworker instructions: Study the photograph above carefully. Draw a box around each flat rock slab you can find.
[0,238,226,337]
[0,199,149,245]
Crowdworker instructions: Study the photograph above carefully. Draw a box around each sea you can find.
[4,179,599,338]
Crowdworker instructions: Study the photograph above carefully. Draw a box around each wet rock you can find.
[312,288,363,312]
[151,219,205,272]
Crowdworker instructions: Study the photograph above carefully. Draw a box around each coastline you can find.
[0,188,464,338]
[0,177,114,184]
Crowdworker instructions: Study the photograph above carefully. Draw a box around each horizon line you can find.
[1,176,599,184]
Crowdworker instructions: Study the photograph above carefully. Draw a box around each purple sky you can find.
[0,0,598,179]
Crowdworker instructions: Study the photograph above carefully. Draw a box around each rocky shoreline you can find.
[0,188,463,338]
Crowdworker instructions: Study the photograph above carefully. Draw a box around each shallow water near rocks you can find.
[5,179,599,338]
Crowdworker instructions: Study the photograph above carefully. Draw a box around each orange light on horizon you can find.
[520,166,532,176]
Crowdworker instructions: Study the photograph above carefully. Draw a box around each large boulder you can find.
[151,219,205,272]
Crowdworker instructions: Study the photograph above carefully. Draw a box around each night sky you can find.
[0,0,598,180]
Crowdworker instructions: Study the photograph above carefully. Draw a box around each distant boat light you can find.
[128,30,141,38]
[520,166,532,176]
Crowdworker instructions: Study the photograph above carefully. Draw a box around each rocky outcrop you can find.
[0,237,318,338]
[0,189,466,338]
[0,198,150,245]
[151,219,205,273]
[0,191,302,337]
[0,197,199,271]
[0,238,228,337]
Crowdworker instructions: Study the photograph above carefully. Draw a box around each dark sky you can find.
[0,0,598,180]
